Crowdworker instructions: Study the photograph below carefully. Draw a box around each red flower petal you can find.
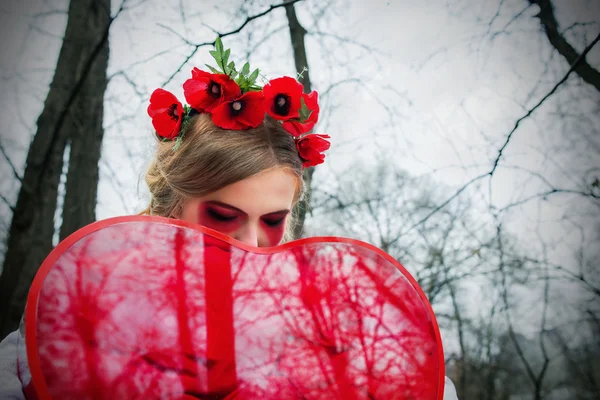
[263,76,303,121]
[282,91,320,137]
[296,134,330,168]
[214,74,243,101]
[151,111,183,140]
[147,89,183,139]
[302,91,320,126]
[211,92,266,130]
[282,120,310,137]
[183,68,241,112]
[147,88,179,116]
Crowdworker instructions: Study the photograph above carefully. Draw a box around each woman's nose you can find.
[235,224,259,247]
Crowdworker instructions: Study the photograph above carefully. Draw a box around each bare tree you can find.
[284,1,314,240]
[0,0,114,337]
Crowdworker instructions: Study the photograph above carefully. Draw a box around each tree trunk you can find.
[0,0,111,338]
[285,3,315,240]
[59,18,109,241]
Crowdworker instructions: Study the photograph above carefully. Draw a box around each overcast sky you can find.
[0,0,598,346]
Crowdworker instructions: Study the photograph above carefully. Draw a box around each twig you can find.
[490,31,600,177]
[498,188,600,213]
[108,47,180,80]
[405,173,489,232]
[0,192,15,212]
[408,32,600,231]
[485,0,506,36]
[308,30,388,57]
[157,23,195,46]
[0,141,22,183]
[161,0,303,86]
[489,4,533,40]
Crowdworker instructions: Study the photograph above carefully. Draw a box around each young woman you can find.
[0,40,457,399]
[141,112,307,248]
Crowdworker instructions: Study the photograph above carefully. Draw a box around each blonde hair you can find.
[141,113,304,241]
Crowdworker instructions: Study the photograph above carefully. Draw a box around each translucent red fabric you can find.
[21,216,444,399]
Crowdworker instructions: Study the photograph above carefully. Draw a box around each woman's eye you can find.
[262,217,285,227]
[206,208,238,222]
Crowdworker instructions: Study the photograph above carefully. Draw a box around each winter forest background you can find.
[0,0,598,398]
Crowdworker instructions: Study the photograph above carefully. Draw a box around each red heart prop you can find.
[21,216,445,399]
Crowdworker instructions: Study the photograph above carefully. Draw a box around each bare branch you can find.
[0,192,15,212]
[530,0,600,92]
[200,22,221,36]
[161,0,304,87]
[307,30,388,57]
[490,31,600,177]
[27,23,64,40]
[99,159,134,215]
[31,10,68,18]
[486,0,506,36]
[108,47,180,80]
[243,25,288,60]
[498,188,600,213]
[0,141,23,183]
[157,23,195,46]
[403,173,489,233]
[108,71,146,98]
[497,223,541,391]
[489,4,533,40]
[319,78,361,99]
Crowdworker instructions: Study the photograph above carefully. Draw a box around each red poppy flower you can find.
[296,134,330,168]
[263,76,303,121]
[183,68,241,112]
[147,88,184,140]
[211,91,266,130]
[282,91,320,137]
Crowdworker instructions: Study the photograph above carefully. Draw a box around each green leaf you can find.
[173,135,183,151]
[209,50,223,70]
[226,61,236,76]
[240,62,250,77]
[215,37,224,54]
[222,48,231,70]
[248,68,260,85]
[236,74,249,91]
[298,96,312,121]
[205,64,221,74]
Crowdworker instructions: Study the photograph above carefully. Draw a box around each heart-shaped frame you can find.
[22,216,445,399]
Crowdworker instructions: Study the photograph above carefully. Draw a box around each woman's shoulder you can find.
[444,376,459,399]
[0,330,26,399]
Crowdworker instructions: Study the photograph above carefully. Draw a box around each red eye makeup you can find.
[197,201,289,247]
[260,212,287,227]
[260,211,289,246]
[198,202,245,233]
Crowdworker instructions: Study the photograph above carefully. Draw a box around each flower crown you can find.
[147,38,330,168]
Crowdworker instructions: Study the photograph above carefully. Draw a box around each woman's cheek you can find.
[262,222,286,247]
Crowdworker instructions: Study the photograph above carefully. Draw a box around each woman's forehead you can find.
[197,168,297,215]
